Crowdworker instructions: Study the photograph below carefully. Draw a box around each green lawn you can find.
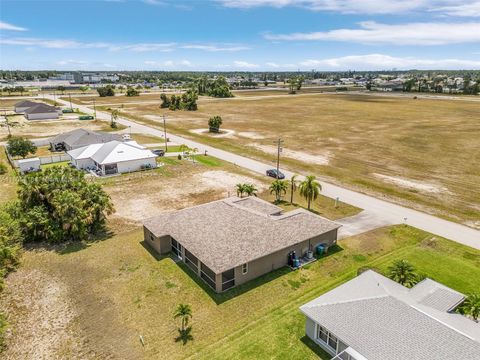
[3,224,479,359]
[40,161,70,169]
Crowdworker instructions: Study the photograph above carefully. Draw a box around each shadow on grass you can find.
[300,336,331,359]
[23,224,115,255]
[174,326,193,345]
[140,239,344,305]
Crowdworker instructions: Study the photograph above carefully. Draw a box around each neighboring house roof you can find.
[24,103,58,114]
[68,140,156,165]
[300,270,480,360]
[144,197,341,274]
[15,100,39,108]
[50,128,122,148]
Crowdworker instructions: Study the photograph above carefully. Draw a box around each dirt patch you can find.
[189,128,236,138]
[199,170,267,193]
[251,144,330,165]
[238,131,265,139]
[1,268,80,359]
[144,114,165,121]
[374,174,447,194]
[105,167,266,225]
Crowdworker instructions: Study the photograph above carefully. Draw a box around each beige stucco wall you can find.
[143,227,171,255]
[234,228,338,287]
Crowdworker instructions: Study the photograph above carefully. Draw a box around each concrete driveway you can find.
[337,211,396,239]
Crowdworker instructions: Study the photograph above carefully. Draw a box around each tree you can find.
[243,184,258,197]
[110,109,119,128]
[7,137,37,159]
[290,174,299,204]
[387,260,419,288]
[160,93,171,108]
[79,85,89,94]
[57,86,66,94]
[126,87,140,97]
[269,180,288,203]
[174,304,192,332]
[458,294,480,321]
[299,175,321,210]
[208,115,223,133]
[14,166,114,243]
[288,78,297,94]
[236,183,246,198]
[97,85,115,97]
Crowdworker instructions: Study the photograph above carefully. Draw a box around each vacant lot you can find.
[93,92,480,227]
[1,223,478,359]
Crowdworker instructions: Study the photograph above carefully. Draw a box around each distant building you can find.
[24,103,61,120]
[49,128,123,151]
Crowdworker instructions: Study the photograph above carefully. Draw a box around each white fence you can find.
[10,153,70,168]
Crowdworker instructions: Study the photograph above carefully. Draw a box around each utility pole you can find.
[163,114,168,152]
[274,138,284,178]
[93,99,97,120]
[69,93,73,111]
[4,111,11,137]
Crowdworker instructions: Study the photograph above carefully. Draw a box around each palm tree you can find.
[299,175,321,210]
[269,180,288,203]
[236,183,246,198]
[290,174,298,204]
[243,184,258,197]
[174,304,192,332]
[387,260,418,288]
[459,294,480,322]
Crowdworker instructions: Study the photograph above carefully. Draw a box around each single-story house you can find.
[143,197,341,293]
[15,100,40,113]
[67,140,157,175]
[49,128,123,151]
[24,103,61,120]
[300,270,480,360]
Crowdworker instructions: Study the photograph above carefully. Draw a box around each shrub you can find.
[208,115,223,133]
[0,163,6,175]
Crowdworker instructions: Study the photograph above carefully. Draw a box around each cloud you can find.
[0,21,27,31]
[266,62,280,68]
[0,36,248,53]
[143,0,166,5]
[265,21,480,45]
[144,60,191,67]
[218,0,480,16]
[298,54,480,70]
[265,62,296,68]
[181,44,249,51]
[433,2,480,17]
[57,59,88,65]
[233,60,259,68]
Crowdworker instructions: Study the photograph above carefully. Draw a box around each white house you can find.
[300,270,480,360]
[67,140,157,175]
[17,157,41,174]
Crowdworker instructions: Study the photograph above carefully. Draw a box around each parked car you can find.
[151,149,165,157]
[266,169,285,179]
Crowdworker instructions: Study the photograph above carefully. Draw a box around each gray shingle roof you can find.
[24,103,58,114]
[15,100,39,108]
[300,270,480,360]
[144,197,340,274]
[50,128,122,149]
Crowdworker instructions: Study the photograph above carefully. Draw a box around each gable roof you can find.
[143,197,341,274]
[50,128,122,148]
[24,103,58,114]
[15,100,39,108]
[300,270,480,360]
[68,140,156,165]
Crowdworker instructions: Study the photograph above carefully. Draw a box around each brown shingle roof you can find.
[144,197,340,274]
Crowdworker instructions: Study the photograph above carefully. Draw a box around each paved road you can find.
[46,94,480,249]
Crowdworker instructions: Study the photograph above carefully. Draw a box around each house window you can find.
[316,324,338,352]
[242,263,248,275]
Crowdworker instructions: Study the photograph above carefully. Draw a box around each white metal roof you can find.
[68,140,156,165]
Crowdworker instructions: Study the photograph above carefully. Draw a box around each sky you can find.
[0,0,479,71]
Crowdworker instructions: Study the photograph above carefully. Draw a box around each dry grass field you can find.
[90,92,479,227]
